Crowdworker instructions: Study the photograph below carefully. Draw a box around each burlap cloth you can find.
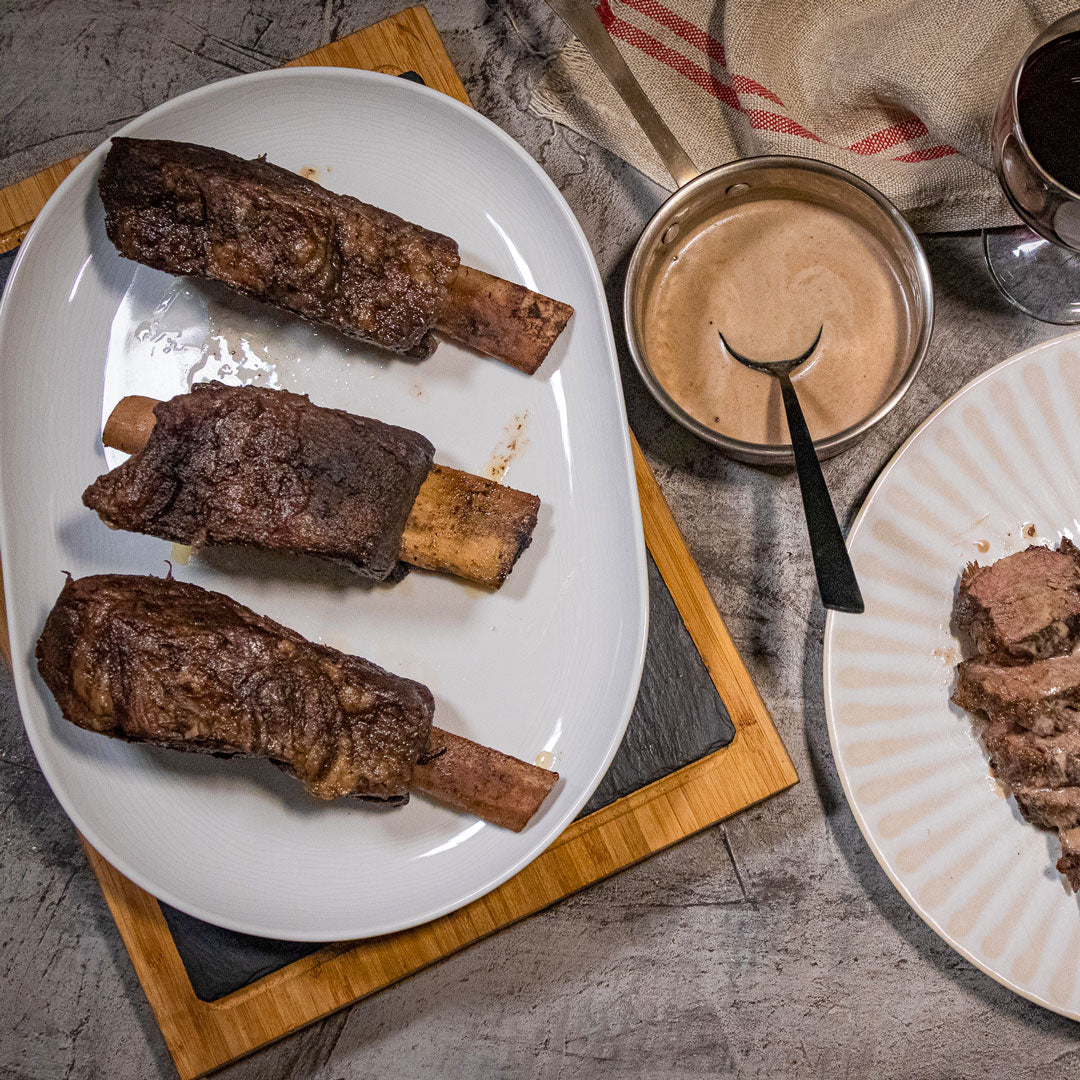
[531,0,1073,231]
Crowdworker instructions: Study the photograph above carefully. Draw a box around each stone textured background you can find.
[2,3,1079,1078]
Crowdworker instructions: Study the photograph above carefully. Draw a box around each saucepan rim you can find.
[623,155,934,466]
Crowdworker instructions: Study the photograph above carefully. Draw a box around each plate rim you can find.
[823,327,1080,1018]
[0,65,649,940]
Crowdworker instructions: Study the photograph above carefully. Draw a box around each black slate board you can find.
[0,172,736,1002]
[579,554,735,815]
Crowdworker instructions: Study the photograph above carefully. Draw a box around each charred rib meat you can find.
[83,383,434,581]
[36,574,434,802]
[99,137,461,358]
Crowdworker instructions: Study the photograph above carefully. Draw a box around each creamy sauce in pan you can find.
[643,198,911,445]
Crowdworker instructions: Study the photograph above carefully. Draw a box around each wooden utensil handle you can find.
[545,0,699,188]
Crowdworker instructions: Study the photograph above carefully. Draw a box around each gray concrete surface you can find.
[2,3,1080,1078]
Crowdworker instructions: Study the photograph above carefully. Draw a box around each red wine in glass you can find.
[986,15,1080,323]
[1017,31,1080,197]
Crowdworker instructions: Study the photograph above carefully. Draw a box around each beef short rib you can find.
[83,383,434,581]
[36,574,434,802]
[953,540,1080,663]
[99,138,461,358]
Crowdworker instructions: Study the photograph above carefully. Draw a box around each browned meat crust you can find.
[1013,786,1080,830]
[35,574,434,802]
[953,649,1080,736]
[953,540,1080,664]
[951,542,1080,891]
[99,138,461,357]
[83,383,434,581]
[983,721,1080,789]
[1059,827,1080,889]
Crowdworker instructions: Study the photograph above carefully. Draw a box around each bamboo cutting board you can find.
[0,8,796,1078]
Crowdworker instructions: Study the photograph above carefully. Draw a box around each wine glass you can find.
[984,10,1080,324]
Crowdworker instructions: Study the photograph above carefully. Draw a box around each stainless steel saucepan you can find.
[547,0,934,466]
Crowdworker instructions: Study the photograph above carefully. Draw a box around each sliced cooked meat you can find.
[983,722,1080,789]
[953,648,1080,736]
[35,573,434,802]
[99,137,461,358]
[82,383,434,581]
[950,542,1080,892]
[953,540,1080,663]
[1058,827,1080,890]
[1013,786,1080,830]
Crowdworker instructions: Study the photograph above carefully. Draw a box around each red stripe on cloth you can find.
[892,144,958,162]
[614,0,786,106]
[592,0,957,162]
[596,0,819,138]
[618,0,727,63]
[742,107,821,141]
[596,0,739,109]
[847,116,928,154]
[730,74,785,107]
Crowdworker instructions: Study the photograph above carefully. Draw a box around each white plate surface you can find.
[825,330,1080,1018]
[0,69,647,940]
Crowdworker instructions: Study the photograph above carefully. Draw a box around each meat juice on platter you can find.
[1017,31,1080,194]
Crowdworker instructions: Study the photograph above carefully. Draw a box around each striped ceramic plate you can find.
[825,330,1080,1019]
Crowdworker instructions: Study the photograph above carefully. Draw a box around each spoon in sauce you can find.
[719,328,864,614]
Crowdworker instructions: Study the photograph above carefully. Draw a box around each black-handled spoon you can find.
[719,328,864,614]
